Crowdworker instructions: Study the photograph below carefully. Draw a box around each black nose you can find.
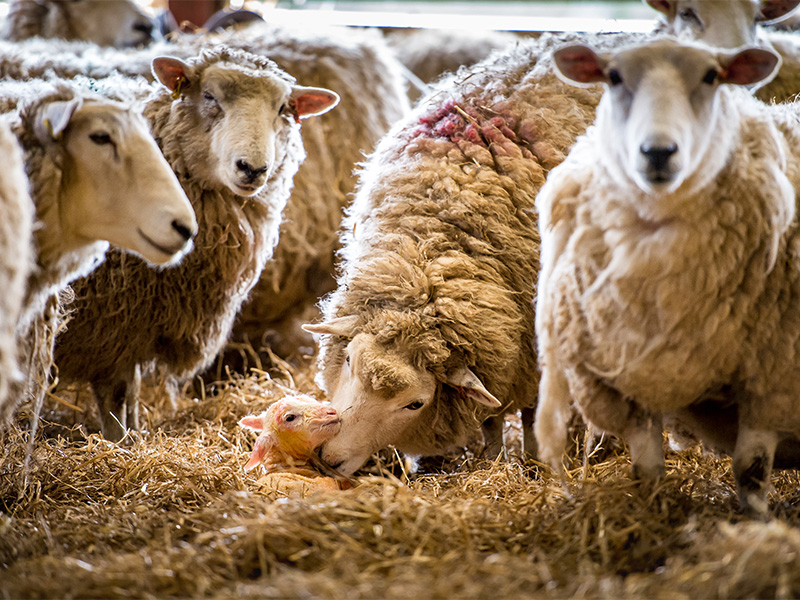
[640,143,678,172]
[133,20,154,38]
[236,159,268,183]
[171,220,194,241]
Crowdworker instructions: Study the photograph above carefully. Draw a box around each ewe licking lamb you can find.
[535,39,800,517]
[0,78,196,427]
[1,0,156,47]
[53,48,339,442]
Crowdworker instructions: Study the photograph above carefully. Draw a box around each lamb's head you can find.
[151,50,339,198]
[238,395,341,473]
[28,92,197,265]
[645,0,800,48]
[554,40,780,199]
[11,0,157,47]
[304,315,501,476]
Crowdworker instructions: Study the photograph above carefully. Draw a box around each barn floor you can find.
[2,357,800,599]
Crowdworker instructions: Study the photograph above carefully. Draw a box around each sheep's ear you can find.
[244,434,276,472]
[288,86,340,120]
[757,0,800,23]
[152,56,194,97]
[719,47,781,87]
[238,415,265,432]
[39,98,82,141]
[643,0,675,17]
[553,45,608,87]
[445,365,502,408]
[302,315,359,337]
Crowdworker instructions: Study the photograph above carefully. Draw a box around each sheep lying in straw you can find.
[53,47,339,442]
[534,38,800,517]
[0,78,196,427]
[0,119,34,422]
[239,395,346,493]
[1,0,156,47]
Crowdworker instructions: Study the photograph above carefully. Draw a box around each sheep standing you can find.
[1,0,155,47]
[53,48,339,442]
[535,39,800,517]
[0,119,33,422]
[0,78,196,427]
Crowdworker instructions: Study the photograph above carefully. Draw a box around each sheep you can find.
[646,0,800,102]
[534,38,800,517]
[1,0,156,47]
[0,119,34,424]
[52,47,340,442]
[0,77,197,427]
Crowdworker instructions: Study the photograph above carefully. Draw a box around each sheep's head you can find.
[238,395,341,473]
[303,316,501,476]
[32,94,197,266]
[554,40,779,198]
[34,0,156,47]
[645,0,800,48]
[152,53,339,198]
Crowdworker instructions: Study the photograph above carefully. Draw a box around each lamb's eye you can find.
[608,70,623,86]
[404,401,424,411]
[89,132,112,145]
[702,68,718,85]
[679,8,699,22]
[203,91,217,103]
[284,414,297,423]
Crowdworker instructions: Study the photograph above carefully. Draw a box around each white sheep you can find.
[52,47,339,442]
[0,77,196,427]
[535,38,800,517]
[0,119,34,422]
[1,0,156,47]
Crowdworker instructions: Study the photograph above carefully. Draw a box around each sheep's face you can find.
[50,0,156,47]
[50,98,197,266]
[646,0,779,49]
[152,57,339,198]
[304,317,503,477]
[554,41,780,198]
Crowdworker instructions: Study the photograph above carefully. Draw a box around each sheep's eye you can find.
[679,8,699,22]
[278,103,286,115]
[702,68,718,85]
[345,354,350,366]
[284,414,297,423]
[404,401,424,411]
[608,70,623,86]
[89,132,112,145]
[203,91,217,102]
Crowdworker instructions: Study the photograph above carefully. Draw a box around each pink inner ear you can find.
[556,47,604,84]
[645,0,674,16]
[722,49,779,86]
[239,416,264,431]
[244,437,269,471]
[291,92,336,117]
[153,59,189,93]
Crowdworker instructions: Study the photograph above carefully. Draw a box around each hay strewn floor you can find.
[2,359,800,599]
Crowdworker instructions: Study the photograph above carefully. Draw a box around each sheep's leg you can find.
[623,408,665,481]
[521,406,537,461]
[92,379,128,442]
[535,363,573,473]
[482,415,505,460]
[125,365,141,432]
[733,425,777,519]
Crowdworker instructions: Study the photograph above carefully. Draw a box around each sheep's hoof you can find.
[739,491,770,521]
[631,461,665,482]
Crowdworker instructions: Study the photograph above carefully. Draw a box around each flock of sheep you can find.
[3,0,800,518]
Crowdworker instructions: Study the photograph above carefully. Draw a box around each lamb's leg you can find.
[482,415,505,460]
[733,425,777,519]
[125,365,142,432]
[623,407,665,481]
[92,379,128,442]
[521,406,537,461]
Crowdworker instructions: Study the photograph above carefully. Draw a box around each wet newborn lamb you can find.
[239,395,346,492]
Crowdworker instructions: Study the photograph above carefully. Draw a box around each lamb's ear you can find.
[244,434,276,472]
[238,415,265,432]
[152,56,194,97]
[38,98,82,142]
[302,315,359,337]
[445,365,502,408]
[288,86,340,120]
[757,0,800,23]
[643,0,675,17]
[553,45,608,87]
[719,47,781,87]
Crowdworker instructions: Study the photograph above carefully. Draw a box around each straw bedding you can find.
[2,358,800,599]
